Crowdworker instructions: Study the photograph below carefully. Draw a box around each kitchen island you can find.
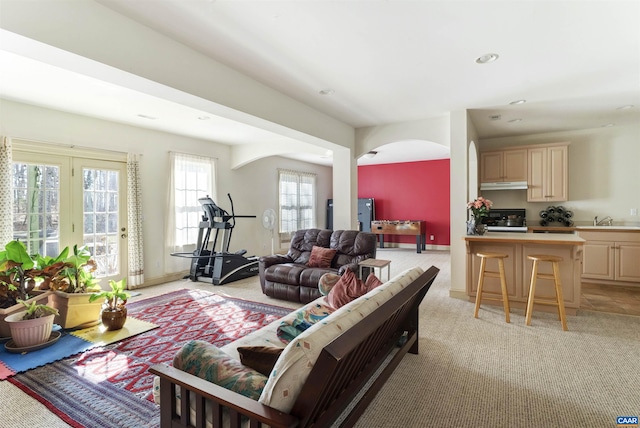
[464,232,585,315]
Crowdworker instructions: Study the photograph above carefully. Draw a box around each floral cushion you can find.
[318,272,341,296]
[276,302,334,343]
[173,340,268,401]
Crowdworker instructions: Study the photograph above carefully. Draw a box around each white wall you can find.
[478,125,640,226]
[0,100,332,284]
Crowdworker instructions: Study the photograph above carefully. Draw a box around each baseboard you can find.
[449,290,468,300]
[128,271,188,289]
[378,243,450,252]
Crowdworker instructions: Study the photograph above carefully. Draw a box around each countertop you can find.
[464,232,585,245]
[528,226,640,233]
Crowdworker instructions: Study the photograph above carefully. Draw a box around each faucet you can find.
[594,216,613,226]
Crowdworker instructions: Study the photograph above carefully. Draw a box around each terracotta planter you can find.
[5,311,55,347]
[49,291,103,329]
[0,290,52,338]
[101,307,127,331]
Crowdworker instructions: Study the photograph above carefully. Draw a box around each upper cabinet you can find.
[480,149,527,183]
[527,143,569,202]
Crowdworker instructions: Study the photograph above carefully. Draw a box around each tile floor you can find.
[581,282,640,316]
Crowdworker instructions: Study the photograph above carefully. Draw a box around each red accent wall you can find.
[358,159,450,246]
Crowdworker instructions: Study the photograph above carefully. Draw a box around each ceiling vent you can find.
[489,114,502,121]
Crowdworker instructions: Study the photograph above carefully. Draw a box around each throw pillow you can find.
[318,272,341,296]
[237,346,284,376]
[307,246,336,268]
[365,272,384,291]
[276,303,334,344]
[173,340,267,401]
[327,268,368,309]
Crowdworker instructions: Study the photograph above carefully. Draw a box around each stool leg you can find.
[474,257,487,318]
[525,260,538,326]
[498,258,510,323]
[552,261,568,331]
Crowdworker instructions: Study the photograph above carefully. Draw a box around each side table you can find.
[358,258,392,282]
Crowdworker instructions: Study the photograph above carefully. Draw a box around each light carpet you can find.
[353,256,640,428]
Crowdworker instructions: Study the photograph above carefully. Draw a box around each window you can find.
[168,152,217,249]
[278,169,316,239]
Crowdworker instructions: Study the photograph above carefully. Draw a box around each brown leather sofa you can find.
[259,228,377,303]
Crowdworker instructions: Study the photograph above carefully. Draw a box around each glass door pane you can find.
[12,163,61,257]
[82,167,120,277]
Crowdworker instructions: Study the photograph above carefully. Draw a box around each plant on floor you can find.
[36,245,102,294]
[90,278,130,330]
[0,240,40,309]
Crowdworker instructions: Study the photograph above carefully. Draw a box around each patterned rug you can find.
[8,289,292,428]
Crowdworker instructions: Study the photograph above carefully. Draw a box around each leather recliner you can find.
[259,228,377,303]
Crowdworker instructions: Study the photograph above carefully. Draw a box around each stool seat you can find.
[474,252,510,323]
[525,254,568,331]
[528,254,563,262]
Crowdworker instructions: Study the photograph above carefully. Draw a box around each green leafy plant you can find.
[89,278,129,311]
[0,240,39,308]
[36,245,101,294]
[18,299,59,320]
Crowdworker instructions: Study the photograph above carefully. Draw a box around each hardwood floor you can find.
[581,282,640,316]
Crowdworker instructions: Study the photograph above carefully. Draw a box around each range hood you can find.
[480,181,528,191]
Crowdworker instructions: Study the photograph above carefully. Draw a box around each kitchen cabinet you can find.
[527,143,568,202]
[480,149,527,183]
[578,231,640,284]
[465,233,584,314]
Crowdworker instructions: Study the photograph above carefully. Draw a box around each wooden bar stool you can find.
[473,252,510,323]
[525,254,568,331]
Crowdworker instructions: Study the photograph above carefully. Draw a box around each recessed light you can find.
[489,114,501,121]
[363,151,377,159]
[508,118,523,123]
[198,116,211,120]
[475,53,499,64]
[616,105,634,110]
[510,99,527,105]
[137,114,157,120]
[602,123,615,127]
[319,88,335,95]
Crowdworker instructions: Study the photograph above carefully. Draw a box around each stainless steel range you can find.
[481,208,527,233]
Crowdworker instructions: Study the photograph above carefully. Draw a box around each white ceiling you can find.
[1,1,639,166]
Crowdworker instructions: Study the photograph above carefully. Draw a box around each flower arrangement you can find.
[467,196,493,218]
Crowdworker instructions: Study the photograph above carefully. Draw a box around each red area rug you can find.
[8,289,291,428]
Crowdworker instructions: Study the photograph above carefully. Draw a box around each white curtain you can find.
[278,169,316,240]
[127,154,144,288]
[0,137,13,248]
[165,152,217,274]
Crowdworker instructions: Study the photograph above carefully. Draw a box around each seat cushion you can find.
[264,263,306,285]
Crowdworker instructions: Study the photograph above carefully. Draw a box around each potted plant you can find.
[5,299,59,348]
[0,240,52,338]
[89,278,130,331]
[36,245,104,329]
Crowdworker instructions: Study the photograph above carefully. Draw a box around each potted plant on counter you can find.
[35,245,104,329]
[5,299,59,349]
[467,196,493,235]
[0,240,52,338]
[89,278,130,331]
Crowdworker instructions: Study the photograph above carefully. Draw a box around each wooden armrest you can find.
[150,364,299,428]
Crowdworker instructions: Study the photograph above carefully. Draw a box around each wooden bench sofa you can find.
[150,265,440,428]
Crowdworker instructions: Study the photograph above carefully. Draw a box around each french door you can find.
[12,152,128,285]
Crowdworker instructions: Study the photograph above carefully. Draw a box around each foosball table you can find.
[370,220,426,253]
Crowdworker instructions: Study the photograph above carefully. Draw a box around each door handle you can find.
[121,233,127,239]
